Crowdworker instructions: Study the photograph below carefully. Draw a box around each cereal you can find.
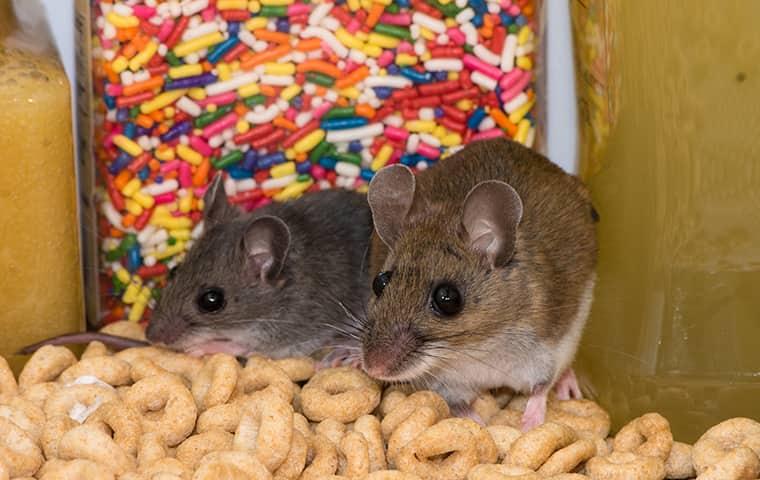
[467,464,541,480]
[58,357,132,387]
[177,430,234,470]
[381,391,450,438]
[18,345,77,391]
[692,417,760,475]
[612,413,673,461]
[486,425,522,462]
[84,0,542,326]
[37,459,115,480]
[339,431,371,477]
[41,415,78,459]
[137,432,169,470]
[236,356,296,402]
[695,446,760,480]
[0,357,18,396]
[300,433,339,479]
[0,416,44,477]
[663,441,695,479]
[233,390,294,471]
[57,424,136,475]
[387,406,438,464]
[507,422,576,471]
[273,356,315,382]
[191,353,239,411]
[85,400,143,456]
[273,430,308,480]
[536,438,596,476]
[585,451,665,480]
[395,418,479,480]
[193,451,271,480]
[43,383,119,422]
[354,414,388,471]
[301,367,381,423]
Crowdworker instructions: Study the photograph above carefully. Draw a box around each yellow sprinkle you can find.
[179,193,193,213]
[155,147,175,161]
[115,267,131,284]
[368,33,400,49]
[336,28,364,49]
[274,179,314,201]
[509,98,535,124]
[395,53,418,66]
[264,62,296,75]
[122,278,142,304]
[514,119,531,144]
[106,11,139,29]
[236,119,251,134]
[170,229,192,241]
[152,216,192,230]
[154,242,186,261]
[111,56,129,74]
[374,0,393,5]
[174,31,225,57]
[433,125,447,139]
[516,56,533,70]
[218,0,248,9]
[128,301,147,322]
[347,0,361,11]
[245,17,268,31]
[517,25,533,45]
[248,0,262,13]
[293,129,326,153]
[188,88,207,100]
[447,71,459,81]
[285,148,296,160]
[362,44,383,58]
[230,61,241,72]
[260,0,294,5]
[140,90,187,114]
[138,286,152,303]
[164,106,175,119]
[360,0,372,10]
[207,104,218,113]
[125,199,143,216]
[356,184,369,194]
[445,19,457,28]
[270,161,297,178]
[405,120,436,133]
[168,64,204,79]
[217,63,232,81]
[371,144,393,171]
[441,133,462,147]
[176,144,203,166]
[152,206,171,220]
[238,83,261,98]
[439,0,451,4]
[419,27,435,41]
[113,135,143,157]
[129,40,158,72]
[420,52,432,62]
[456,99,473,111]
[132,191,155,209]
[281,84,302,101]
[339,87,360,100]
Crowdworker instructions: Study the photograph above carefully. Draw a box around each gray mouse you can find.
[361,138,598,430]
[20,175,373,364]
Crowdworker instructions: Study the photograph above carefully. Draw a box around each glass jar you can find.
[571,0,760,442]
[0,0,84,373]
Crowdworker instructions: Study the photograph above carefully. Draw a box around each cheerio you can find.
[0,0,84,373]
[570,0,760,442]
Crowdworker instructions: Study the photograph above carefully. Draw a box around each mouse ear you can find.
[242,216,291,282]
[462,180,524,268]
[203,173,236,226]
[368,164,417,248]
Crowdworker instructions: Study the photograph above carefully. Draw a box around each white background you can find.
[39,0,578,173]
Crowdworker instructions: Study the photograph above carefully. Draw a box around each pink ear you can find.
[202,173,236,226]
[462,180,523,267]
[367,164,417,248]
[242,216,291,281]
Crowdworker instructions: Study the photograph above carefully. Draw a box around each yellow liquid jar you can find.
[0,1,84,373]
[571,0,760,441]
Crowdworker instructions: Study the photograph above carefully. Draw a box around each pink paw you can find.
[521,388,548,432]
[316,348,361,370]
[451,403,485,426]
[553,368,582,400]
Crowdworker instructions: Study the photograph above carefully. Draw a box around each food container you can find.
[0,0,84,373]
[571,0,760,441]
[76,0,547,328]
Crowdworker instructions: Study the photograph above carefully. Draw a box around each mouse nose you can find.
[362,348,393,379]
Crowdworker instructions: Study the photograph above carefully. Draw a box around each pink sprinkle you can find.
[397,41,414,54]
[379,13,412,26]
[153,192,177,204]
[160,160,181,173]
[312,102,333,120]
[106,83,123,97]
[447,28,466,46]
[499,68,523,89]
[102,39,113,50]
[347,19,361,34]
[197,92,237,107]
[471,128,505,142]
[179,163,193,188]
[285,107,297,121]
[463,54,503,80]
[288,4,311,16]
[193,186,208,198]
[499,0,512,8]
[190,136,213,156]
[352,178,364,189]
[344,60,359,73]
[202,112,238,138]
[252,197,272,209]
[158,20,175,42]
[385,125,410,142]
[104,132,117,149]
[416,142,440,159]
[390,149,402,164]
[311,164,326,180]
[507,4,520,16]
[201,7,216,21]
[132,5,156,19]
[377,50,395,68]
[501,70,532,102]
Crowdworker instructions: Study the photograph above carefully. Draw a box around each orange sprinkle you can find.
[122,43,138,59]
[110,228,125,238]
[148,158,161,172]
[295,152,307,162]
[296,60,343,78]
[123,75,164,96]
[366,3,385,29]
[150,110,165,122]
[193,158,211,187]
[156,124,170,135]
[336,97,349,107]
[253,29,291,44]
[263,188,283,198]
[104,63,120,84]
[314,86,327,97]
[295,38,322,52]
[335,65,369,89]
[489,107,517,136]
[164,170,179,180]
[234,103,248,117]
[114,170,133,190]
[136,114,154,129]
[355,103,376,118]
[259,85,277,97]
[121,213,136,228]
[273,117,298,131]
[240,45,291,70]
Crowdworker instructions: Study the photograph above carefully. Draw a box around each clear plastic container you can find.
[0,0,84,373]
[570,0,760,442]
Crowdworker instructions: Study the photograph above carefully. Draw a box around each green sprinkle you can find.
[112,276,126,294]
[213,150,244,169]
[297,174,312,182]
[121,234,138,250]
[167,237,177,246]
[508,24,519,34]
[166,51,182,67]
[151,288,161,301]
[426,0,460,17]
[385,3,399,13]
[129,107,140,118]
[373,23,413,41]
[463,43,474,53]
[105,248,123,262]
[335,152,362,165]
[260,5,287,16]
[324,106,356,119]
[194,105,233,128]
[244,94,267,108]
[309,141,333,163]
[305,71,335,87]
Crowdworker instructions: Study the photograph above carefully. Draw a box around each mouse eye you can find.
[197,287,226,313]
[372,271,393,297]
[431,283,463,316]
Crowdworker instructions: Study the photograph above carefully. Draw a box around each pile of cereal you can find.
[3,322,757,479]
[89,0,541,325]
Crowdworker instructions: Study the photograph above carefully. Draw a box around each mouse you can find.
[20,175,374,364]
[360,138,598,431]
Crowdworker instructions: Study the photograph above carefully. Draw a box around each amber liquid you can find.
[571,0,760,442]
[0,1,84,374]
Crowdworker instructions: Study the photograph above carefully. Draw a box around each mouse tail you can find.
[17,332,150,355]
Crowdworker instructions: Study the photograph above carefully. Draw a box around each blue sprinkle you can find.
[396,0,409,7]
[243,149,258,170]
[296,161,312,174]
[127,246,142,273]
[138,167,150,181]
[469,0,487,14]
[228,167,253,179]
[160,120,192,143]
[116,108,130,122]
[433,71,448,81]
[123,122,137,139]
[276,19,290,32]
[400,67,432,84]
[386,64,400,75]
[319,156,338,170]
[320,117,368,130]
[373,87,392,99]
[207,36,240,64]
[108,152,132,174]
[135,126,152,137]
[472,14,484,28]
[467,107,487,130]
[228,22,241,35]
[500,12,513,25]
[515,14,527,26]
[104,95,116,110]
[348,140,363,153]
[258,152,287,169]
[291,96,303,109]
[360,168,375,181]
[434,107,444,118]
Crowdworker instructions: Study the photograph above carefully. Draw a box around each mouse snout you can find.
[145,315,185,345]
[361,323,421,381]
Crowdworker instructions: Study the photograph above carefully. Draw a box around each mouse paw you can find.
[521,388,548,432]
[553,368,582,400]
[317,348,361,370]
[450,402,485,426]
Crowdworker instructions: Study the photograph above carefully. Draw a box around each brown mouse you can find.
[361,138,598,430]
